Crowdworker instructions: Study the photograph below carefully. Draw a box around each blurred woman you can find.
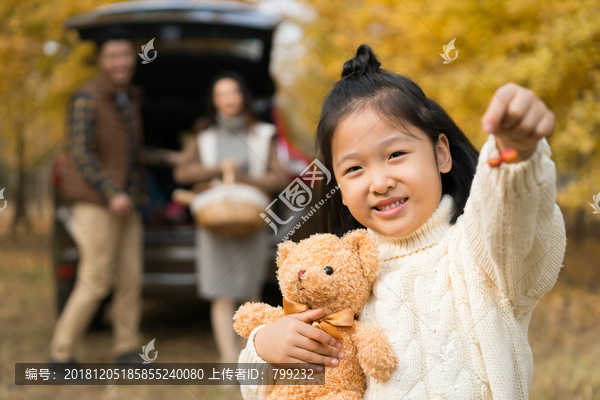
[173,71,289,363]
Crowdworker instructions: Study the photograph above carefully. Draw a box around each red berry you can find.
[488,157,502,167]
[500,148,518,163]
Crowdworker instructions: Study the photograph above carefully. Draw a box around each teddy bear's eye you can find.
[324,266,334,275]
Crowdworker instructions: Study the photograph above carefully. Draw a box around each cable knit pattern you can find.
[238,134,566,399]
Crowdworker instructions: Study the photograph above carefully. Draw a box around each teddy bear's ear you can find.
[276,240,297,265]
[342,229,381,284]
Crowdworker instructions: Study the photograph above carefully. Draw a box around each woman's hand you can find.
[253,308,346,372]
[218,157,240,173]
[481,82,555,163]
[219,157,240,184]
[165,150,186,167]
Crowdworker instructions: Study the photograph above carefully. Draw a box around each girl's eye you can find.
[389,151,405,159]
[345,166,361,174]
[324,266,334,275]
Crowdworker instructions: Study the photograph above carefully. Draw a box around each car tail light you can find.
[56,264,75,280]
[271,105,311,178]
[52,154,67,187]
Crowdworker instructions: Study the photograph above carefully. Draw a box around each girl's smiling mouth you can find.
[372,197,408,217]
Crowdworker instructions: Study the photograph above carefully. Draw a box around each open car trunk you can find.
[66,0,281,227]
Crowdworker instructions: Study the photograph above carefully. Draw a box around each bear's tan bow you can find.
[282,297,354,349]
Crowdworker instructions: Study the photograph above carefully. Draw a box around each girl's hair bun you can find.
[341,44,382,80]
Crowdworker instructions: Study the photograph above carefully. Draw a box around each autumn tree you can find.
[0,0,112,228]
[278,0,600,218]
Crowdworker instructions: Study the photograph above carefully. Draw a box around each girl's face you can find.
[332,107,452,238]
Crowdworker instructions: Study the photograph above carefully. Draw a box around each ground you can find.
[0,215,244,400]
[0,213,599,400]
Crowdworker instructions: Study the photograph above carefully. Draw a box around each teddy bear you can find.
[233,229,397,399]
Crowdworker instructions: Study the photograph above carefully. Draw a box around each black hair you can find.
[316,44,479,237]
[193,71,258,132]
[95,25,134,54]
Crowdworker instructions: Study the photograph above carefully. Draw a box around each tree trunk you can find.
[12,116,28,228]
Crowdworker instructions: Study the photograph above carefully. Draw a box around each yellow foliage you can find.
[1,0,598,212]
[280,0,600,211]
[0,0,120,172]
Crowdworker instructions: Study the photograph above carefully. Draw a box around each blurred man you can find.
[49,26,174,364]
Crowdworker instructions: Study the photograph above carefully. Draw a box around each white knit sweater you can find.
[238,135,566,399]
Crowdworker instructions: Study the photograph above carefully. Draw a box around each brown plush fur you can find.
[233,229,397,399]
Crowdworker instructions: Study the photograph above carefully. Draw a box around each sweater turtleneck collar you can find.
[215,111,248,132]
[367,194,455,258]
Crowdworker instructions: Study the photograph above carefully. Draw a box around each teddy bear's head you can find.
[276,229,381,317]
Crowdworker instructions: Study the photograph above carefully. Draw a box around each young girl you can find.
[238,44,566,399]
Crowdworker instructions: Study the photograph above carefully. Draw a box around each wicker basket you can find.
[173,167,270,237]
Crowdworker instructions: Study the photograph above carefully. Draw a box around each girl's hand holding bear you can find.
[253,308,344,372]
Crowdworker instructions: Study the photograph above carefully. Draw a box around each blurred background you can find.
[0,0,599,399]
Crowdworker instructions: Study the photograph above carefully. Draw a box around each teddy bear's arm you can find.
[233,303,284,339]
[350,321,397,382]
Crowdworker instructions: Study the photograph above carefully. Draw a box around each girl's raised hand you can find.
[481,82,555,164]
[253,308,345,372]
